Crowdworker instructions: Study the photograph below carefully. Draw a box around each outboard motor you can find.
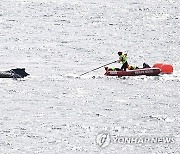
[143,63,151,68]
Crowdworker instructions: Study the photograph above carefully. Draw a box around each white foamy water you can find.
[0,0,180,153]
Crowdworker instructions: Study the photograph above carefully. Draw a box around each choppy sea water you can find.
[0,0,180,153]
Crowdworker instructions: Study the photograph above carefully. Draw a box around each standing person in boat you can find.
[117,51,128,71]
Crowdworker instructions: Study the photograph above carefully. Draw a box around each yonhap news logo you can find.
[96,132,111,148]
[96,131,175,148]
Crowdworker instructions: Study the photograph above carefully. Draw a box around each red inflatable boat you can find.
[105,68,161,76]
[153,63,173,74]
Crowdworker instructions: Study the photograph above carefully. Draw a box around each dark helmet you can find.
[118,51,122,55]
[105,67,108,71]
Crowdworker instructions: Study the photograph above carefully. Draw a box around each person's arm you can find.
[117,56,122,63]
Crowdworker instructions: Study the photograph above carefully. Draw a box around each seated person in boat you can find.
[105,67,121,71]
[117,51,128,71]
[128,63,151,70]
[128,65,139,70]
